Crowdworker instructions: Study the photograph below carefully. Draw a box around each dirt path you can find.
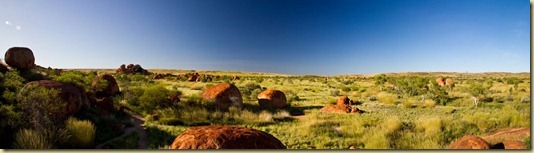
[480,127,530,144]
[95,110,148,149]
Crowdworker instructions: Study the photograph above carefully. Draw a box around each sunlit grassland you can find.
[111,70,530,149]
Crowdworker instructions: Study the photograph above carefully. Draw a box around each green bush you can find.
[13,129,53,149]
[65,117,96,148]
[238,82,262,102]
[17,86,66,128]
[250,88,263,101]
[0,104,26,148]
[374,74,388,85]
[341,86,351,92]
[130,74,148,82]
[53,71,94,92]
[0,71,25,103]
[139,85,171,114]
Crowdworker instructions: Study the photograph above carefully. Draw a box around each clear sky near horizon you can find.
[0,0,530,75]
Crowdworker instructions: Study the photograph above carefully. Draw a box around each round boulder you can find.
[170,126,286,149]
[336,96,350,105]
[18,80,83,121]
[436,77,445,86]
[201,83,243,110]
[0,62,8,73]
[96,97,115,112]
[92,74,120,97]
[449,135,491,149]
[116,64,126,74]
[5,47,35,70]
[258,90,287,109]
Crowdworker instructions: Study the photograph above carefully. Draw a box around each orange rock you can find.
[171,126,286,149]
[201,83,243,110]
[449,135,491,149]
[436,77,445,87]
[336,96,350,105]
[258,90,287,109]
[320,104,350,114]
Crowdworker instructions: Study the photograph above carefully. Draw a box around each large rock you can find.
[0,62,8,73]
[201,83,243,110]
[449,135,491,149]
[71,85,90,109]
[86,92,97,107]
[188,75,198,82]
[96,97,114,112]
[501,141,526,149]
[336,96,351,105]
[18,80,83,121]
[5,47,35,70]
[170,126,286,149]
[258,90,287,109]
[116,64,126,74]
[436,77,445,87]
[92,74,120,97]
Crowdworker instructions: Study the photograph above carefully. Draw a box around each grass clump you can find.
[415,116,442,135]
[189,83,205,90]
[383,117,402,134]
[13,129,53,149]
[377,92,398,105]
[65,117,96,148]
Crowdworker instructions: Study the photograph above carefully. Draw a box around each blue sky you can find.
[0,0,530,75]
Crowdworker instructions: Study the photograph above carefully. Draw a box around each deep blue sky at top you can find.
[0,0,530,75]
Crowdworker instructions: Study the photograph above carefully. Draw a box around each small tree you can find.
[466,82,490,107]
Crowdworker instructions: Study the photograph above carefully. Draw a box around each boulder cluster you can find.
[91,74,121,112]
[436,77,455,88]
[116,64,150,75]
[320,96,364,114]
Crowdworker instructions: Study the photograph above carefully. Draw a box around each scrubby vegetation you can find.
[139,71,530,149]
[0,67,530,149]
[0,69,132,149]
